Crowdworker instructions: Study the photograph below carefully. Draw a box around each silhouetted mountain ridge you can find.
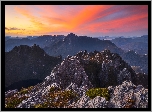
[121,50,148,74]
[44,33,124,58]
[5,44,62,88]
[5,35,64,52]
[111,35,148,55]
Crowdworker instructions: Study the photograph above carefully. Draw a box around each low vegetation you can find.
[34,87,79,108]
[5,86,34,108]
[5,94,29,108]
[5,85,79,108]
[86,88,110,100]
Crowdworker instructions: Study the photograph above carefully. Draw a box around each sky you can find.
[5,5,148,37]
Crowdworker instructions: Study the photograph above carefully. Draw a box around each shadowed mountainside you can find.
[5,44,62,88]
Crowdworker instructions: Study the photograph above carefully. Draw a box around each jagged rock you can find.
[87,96,108,108]
[5,50,148,108]
[117,68,132,84]
[70,94,90,108]
[5,89,18,98]
[9,48,139,91]
[65,82,79,93]
[70,95,108,108]
[46,56,93,89]
[107,81,148,108]
[80,50,137,88]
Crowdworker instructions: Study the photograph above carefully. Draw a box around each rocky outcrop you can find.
[5,89,18,98]
[68,81,148,108]
[107,81,148,108]
[39,49,139,90]
[16,83,60,108]
[5,50,148,108]
[76,50,137,88]
[69,95,108,108]
[6,80,148,108]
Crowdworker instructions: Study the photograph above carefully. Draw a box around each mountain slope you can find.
[5,49,148,108]
[43,33,124,59]
[5,35,64,52]
[111,35,148,55]
[121,50,148,74]
[5,44,62,88]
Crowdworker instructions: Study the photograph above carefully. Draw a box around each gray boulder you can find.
[108,81,148,108]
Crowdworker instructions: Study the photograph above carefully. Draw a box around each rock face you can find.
[5,50,148,108]
[48,55,93,89]
[14,53,94,108]
[5,89,18,98]
[6,80,148,108]
[16,83,60,108]
[107,81,148,108]
[5,44,62,88]
[69,81,148,108]
[42,49,141,89]
[75,50,138,88]
[69,95,108,108]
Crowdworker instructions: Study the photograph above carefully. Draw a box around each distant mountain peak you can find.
[67,33,77,37]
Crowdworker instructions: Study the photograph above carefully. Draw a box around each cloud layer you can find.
[5,27,25,31]
[5,5,148,37]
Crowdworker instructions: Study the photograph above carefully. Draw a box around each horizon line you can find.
[5,33,148,38]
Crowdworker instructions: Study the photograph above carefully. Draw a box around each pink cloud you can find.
[10,5,148,36]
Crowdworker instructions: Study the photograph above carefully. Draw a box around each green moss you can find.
[49,86,61,93]
[61,90,76,98]
[19,88,28,95]
[5,86,31,108]
[5,95,28,108]
[6,87,79,108]
[86,88,110,100]
[34,103,48,108]
[35,89,79,108]
[27,86,34,91]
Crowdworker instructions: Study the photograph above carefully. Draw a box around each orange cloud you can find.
[14,5,74,34]
[65,5,113,30]
[6,5,148,36]
[14,6,47,31]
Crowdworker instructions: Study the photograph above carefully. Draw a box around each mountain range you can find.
[4,33,149,108]
[5,35,64,52]
[5,33,148,75]
[5,49,148,108]
[111,35,148,55]
[43,33,124,58]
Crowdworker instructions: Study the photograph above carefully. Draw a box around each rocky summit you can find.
[69,81,148,108]
[5,50,148,108]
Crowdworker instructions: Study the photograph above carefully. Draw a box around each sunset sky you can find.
[5,5,148,37]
